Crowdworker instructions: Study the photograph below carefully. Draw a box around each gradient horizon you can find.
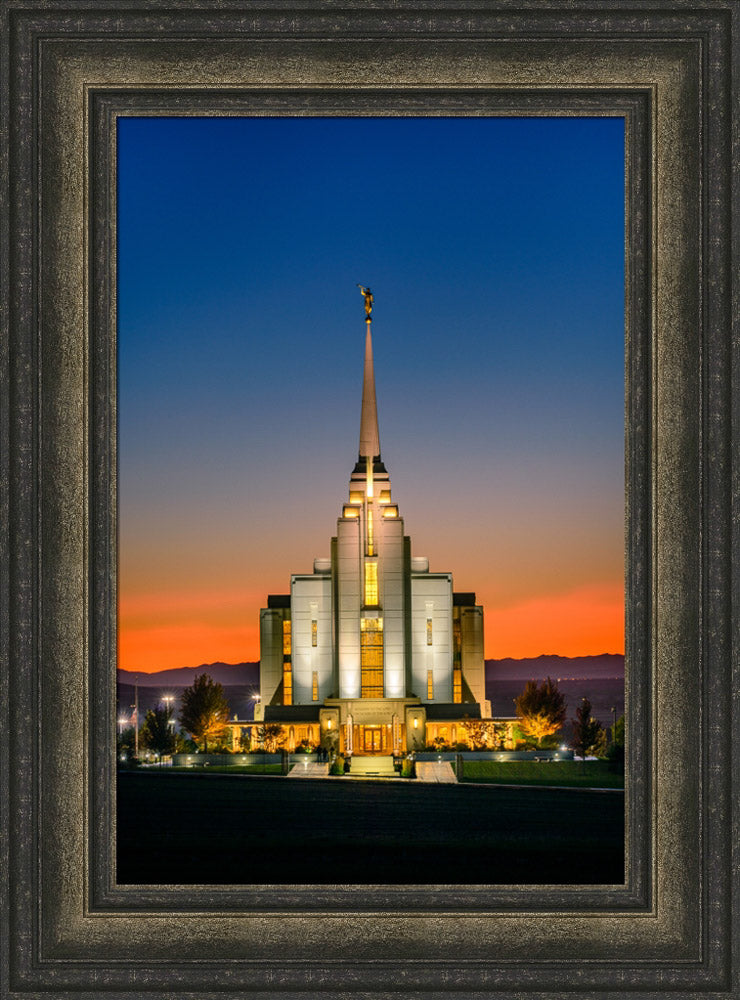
[118,116,625,673]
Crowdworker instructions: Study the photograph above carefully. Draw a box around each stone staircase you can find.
[347,755,397,778]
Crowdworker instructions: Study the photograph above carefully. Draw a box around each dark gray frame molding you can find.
[1,2,737,997]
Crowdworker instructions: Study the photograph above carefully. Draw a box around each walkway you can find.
[287,757,458,783]
[287,761,329,778]
[415,761,457,783]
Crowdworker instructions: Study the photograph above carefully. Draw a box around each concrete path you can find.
[415,761,457,783]
[288,762,330,778]
[288,759,457,783]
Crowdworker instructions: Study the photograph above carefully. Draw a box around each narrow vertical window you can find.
[453,668,462,703]
[426,617,433,645]
[311,619,318,646]
[282,619,292,705]
[364,561,378,605]
[312,671,319,701]
[427,669,434,700]
[366,507,374,555]
[452,608,462,703]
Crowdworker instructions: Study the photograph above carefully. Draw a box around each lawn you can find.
[117,771,624,885]
[460,759,624,789]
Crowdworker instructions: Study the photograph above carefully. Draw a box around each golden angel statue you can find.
[357,284,373,319]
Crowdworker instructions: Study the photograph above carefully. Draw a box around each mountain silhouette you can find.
[117,661,259,687]
[486,653,624,680]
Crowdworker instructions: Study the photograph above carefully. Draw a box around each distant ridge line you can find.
[118,654,623,687]
[486,652,624,681]
[117,661,259,687]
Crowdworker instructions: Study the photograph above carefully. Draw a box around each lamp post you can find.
[162,694,175,729]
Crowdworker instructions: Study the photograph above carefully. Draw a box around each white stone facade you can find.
[258,314,486,750]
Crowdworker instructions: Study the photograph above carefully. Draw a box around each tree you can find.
[179,673,230,752]
[571,697,604,768]
[256,723,286,753]
[514,676,567,746]
[116,726,136,764]
[460,716,502,750]
[606,713,625,772]
[140,704,176,757]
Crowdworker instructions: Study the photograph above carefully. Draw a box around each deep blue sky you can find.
[117,116,625,668]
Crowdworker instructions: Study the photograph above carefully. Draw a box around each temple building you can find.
[255,290,491,755]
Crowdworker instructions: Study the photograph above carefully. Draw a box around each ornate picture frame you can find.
[2,2,737,996]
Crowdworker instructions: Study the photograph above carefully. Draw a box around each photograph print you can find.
[115,115,626,885]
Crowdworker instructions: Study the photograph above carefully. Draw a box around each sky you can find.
[117,115,625,672]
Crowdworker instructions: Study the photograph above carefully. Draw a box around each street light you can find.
[118,716,127,735]
[162,694,175,730]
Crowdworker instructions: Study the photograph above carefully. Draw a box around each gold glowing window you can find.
[349,491,363,504]
[311,619,317,647]
[360,617,384,698]
[283,662,292,706]
[312,671,318,701]
[282,619,291,655]
[426,618,433,645]
[364,561,378,605]
[366,508,374,555]
[379,490,391,503]
[453,667,462,703]
[382,505,398,518]
[427,669,434,700]
[342,505,360,518]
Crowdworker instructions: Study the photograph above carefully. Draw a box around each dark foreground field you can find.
[117,772,624,885]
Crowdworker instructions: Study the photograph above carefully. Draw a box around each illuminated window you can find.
[364,561,378,605]
[282,619,292,705]
[379,490,391,503]
[311,619,317,646]
[382,505,398,518]
[349,491,363,504]
[312,671,318,701]
[366,507,374,555]
[452,610,462,702]
[360,617,384,697]
[343,505,360,518]
[427,670,434,700]
[426,618,433,645]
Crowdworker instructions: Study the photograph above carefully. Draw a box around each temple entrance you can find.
[362,726,383,753]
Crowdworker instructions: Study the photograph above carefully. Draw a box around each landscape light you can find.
[327,719,332,729]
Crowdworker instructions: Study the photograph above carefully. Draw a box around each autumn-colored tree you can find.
[514,676,567,746]
[256,723,286,753]
[571,697,604,766]
[179,674,230,752]
[460,716,502,750]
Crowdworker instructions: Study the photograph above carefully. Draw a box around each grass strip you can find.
[460,760,624,789]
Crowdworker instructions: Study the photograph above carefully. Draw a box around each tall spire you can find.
[358,286,380,460]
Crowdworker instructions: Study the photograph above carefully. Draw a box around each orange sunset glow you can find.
[119,580,624,673]
[118,117,626,676]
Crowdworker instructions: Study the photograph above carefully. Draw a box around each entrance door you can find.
[363,726,383,753]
